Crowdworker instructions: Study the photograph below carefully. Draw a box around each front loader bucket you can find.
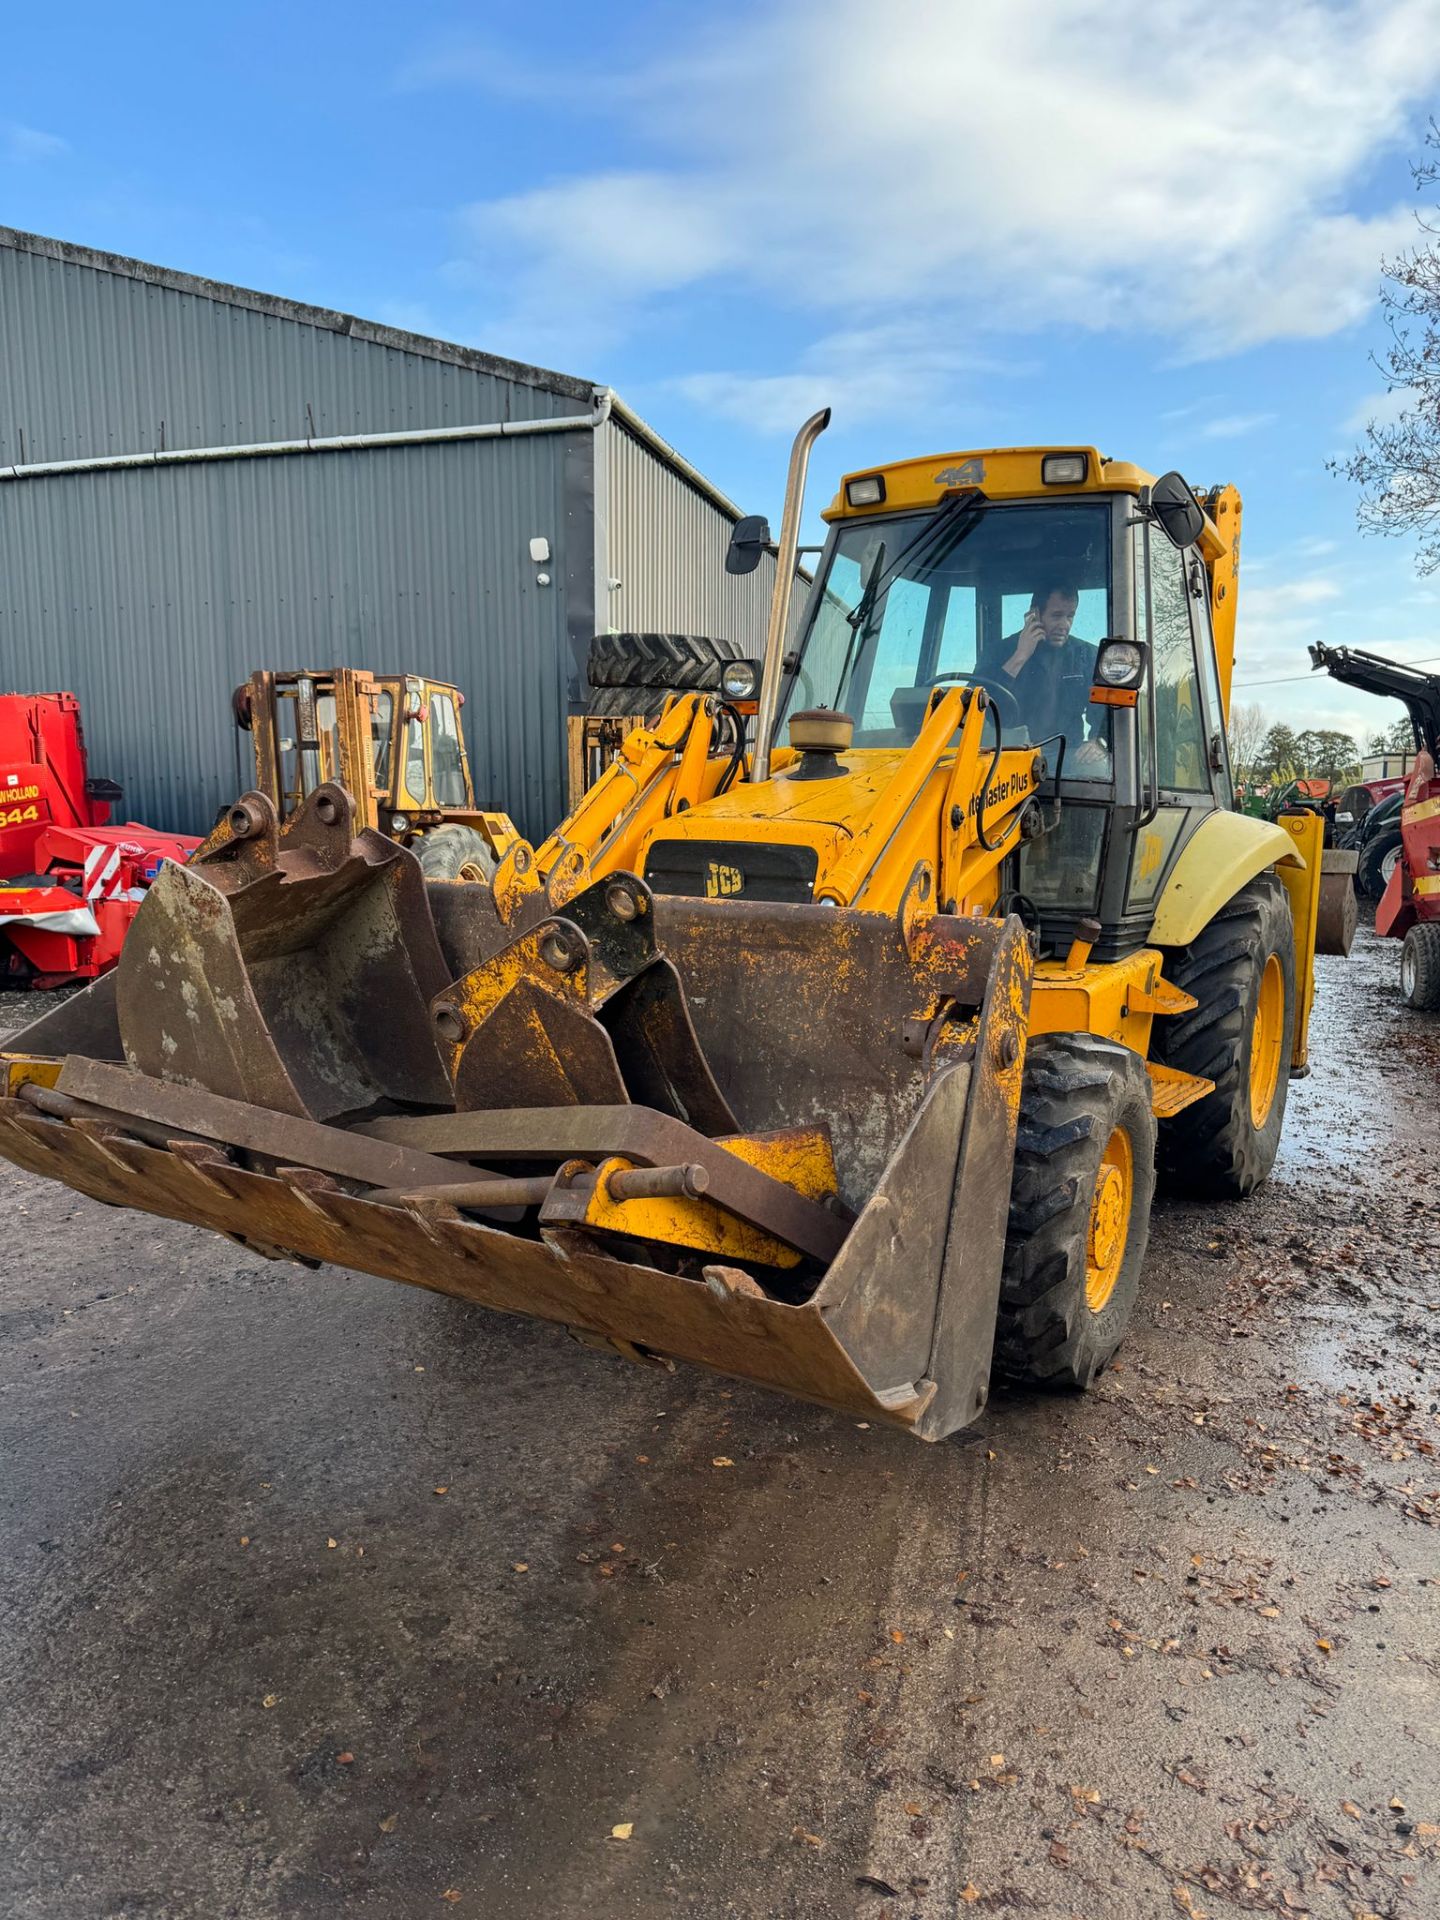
[0,788,1032,1442]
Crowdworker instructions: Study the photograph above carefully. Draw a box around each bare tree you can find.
[1333,122,1440,570]
[1227,700,1270,784]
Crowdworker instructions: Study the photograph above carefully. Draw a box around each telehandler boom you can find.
[0,417,1332,1440]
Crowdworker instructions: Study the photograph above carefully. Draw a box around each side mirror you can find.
[725,513,772,576]
[1149,471,1205,550]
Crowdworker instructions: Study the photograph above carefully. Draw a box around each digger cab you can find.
[708,451,1241,967]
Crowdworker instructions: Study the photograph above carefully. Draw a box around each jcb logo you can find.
[705,861,744,898]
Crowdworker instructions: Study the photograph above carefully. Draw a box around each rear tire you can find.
[1150,873,1296,1198]
[413,824,497,884]
[993,1033,1157,1390]
[1359,830,1403,900]
[1401,923,1440,1009]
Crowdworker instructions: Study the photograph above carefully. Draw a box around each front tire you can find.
[993,1033,1157,1390]
[1401,923,1440,1010]
[1151,873,1296,1198]
[413,824,497,884]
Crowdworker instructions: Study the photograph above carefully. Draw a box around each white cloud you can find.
[1343,384,1418,432]
[666,324,1030,433]
[1200,412,1278,439]
[2,122,67,162]
[437,0,1440,366]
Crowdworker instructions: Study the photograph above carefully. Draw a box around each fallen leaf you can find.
[611,1543,625,1552]
[1049,1839,1071,1866]
[441,1893,462,1905]
[635,1455,650,1463]
[890,1629,905,1644]
[262,1694,279,1709]
[792,1827,824,1849]
[1341,1800,1363,1820]
[1315,1639,1333,1655]
[379,1814,399,1834]
[433,1486,448,1496]
[904,1800,923,1816]
[961,1885,981,1904]
[239,1536,250,1547]
[610,1822,634,1841]
[712,1457,735,1469]
[327,1538,338,1549]
[337,1751,354,1765]
[512,1562,529,1573]
[989,1753,1005,1768]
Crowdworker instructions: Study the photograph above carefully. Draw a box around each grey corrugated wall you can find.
[0,230,588,464]
[0,435,578,839]
[599,420,810,645]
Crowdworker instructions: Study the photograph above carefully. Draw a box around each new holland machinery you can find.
[0,416,1336,1441]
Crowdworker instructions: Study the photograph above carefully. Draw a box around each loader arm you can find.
[1309,644,1440,752]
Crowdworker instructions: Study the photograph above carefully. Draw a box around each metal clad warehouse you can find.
[0,227,792,838]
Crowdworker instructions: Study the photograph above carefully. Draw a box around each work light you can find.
[1041,453,1088,485]
[845,473,886,507]
[721,660,760,700]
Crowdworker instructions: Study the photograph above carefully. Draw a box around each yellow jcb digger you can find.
[0,415,1336,1441]
[232,667,519,880]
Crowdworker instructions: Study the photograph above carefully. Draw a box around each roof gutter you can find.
[0,389,616,483]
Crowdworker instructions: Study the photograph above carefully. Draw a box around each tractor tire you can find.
[1150,873,1296,1199]
[1400,923,1440,1010]
[992,1033,1157,1390]
[413,824,497,884]
[1359,829,1403,901]
[588,631,745,692]
[585,685,667,721]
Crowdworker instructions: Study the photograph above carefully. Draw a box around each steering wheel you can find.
[927,670,1025,730]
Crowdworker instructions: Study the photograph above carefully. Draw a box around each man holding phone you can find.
[983,583,1110,772]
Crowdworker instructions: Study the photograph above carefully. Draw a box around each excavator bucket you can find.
[0,787,1032,1442]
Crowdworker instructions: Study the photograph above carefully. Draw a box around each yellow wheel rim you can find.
[1085,1126,1133,1313]
[1248,953,1284,1130]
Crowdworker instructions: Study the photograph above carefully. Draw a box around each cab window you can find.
[403,713,427,805]
[430,692,467,809]
[1138,540,1209,792]
[370,690,394,792]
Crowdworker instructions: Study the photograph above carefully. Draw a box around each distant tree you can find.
[1257,722,1300,781]
[1367,715,1415,755]
[1227,701,1269,785]
[1333,122,1440,571]
[1293,728,1363,785]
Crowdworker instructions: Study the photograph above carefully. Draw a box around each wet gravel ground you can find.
[0,918,1436,1919]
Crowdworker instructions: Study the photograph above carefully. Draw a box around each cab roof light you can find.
[845,473,887,507]
[1041,453,1088,486]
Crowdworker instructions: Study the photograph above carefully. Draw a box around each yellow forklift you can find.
[232,669,517,880]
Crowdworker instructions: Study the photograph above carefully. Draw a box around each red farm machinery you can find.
[0,692,198,990]
[1310,645,1440,1009]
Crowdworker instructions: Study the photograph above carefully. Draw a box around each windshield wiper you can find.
[844,491,989,632]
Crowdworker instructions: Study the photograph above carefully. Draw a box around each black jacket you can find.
[982,632,1099,748]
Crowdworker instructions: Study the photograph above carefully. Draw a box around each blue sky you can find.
[4,0,1440,747]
